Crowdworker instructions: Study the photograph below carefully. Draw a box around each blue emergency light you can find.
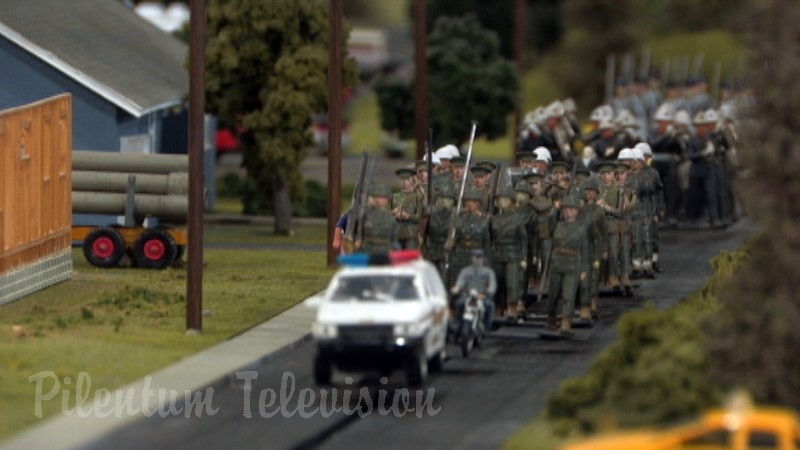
[337,250,422,267]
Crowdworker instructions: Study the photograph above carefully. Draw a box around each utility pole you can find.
[513,0,528,157]
[187,0,205,331]
[414,0,429,160]
[327,0,343,267]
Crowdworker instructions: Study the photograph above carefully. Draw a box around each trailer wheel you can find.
[134,229,177,269]
[83,227,127,268]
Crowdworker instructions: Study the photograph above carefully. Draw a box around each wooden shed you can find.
[0,94,72,304]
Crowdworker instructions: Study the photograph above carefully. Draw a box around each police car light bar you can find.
[337,250,422,267]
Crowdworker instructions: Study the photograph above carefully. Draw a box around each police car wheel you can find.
[406,355,427,387]
[313,355,333,385]
[428,349,445,373]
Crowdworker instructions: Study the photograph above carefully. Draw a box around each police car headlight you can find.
[393,322,425,337]
[312,323,338,339]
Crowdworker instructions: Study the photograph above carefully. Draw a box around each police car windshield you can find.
[331,275,419,302]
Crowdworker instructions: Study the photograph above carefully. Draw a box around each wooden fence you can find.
[0,94,73,304]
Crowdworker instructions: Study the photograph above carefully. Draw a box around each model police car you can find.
[306,250,449,387]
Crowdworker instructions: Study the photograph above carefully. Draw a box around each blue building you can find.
[0,0,216,210]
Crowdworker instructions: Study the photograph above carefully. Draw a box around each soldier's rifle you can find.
[485,163,503,217]
[354,155,377,249]
[443,121,478,284]
[419,128,434,251]
[343,151,369,252]
[534,158,580,305]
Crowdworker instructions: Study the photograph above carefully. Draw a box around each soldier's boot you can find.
[608,275,622,294]
[515,300,527,319]
[579,306,593,327]
[631,260,643,280]
[591,296,600,319]
[621,275,634,297]
[546,315,558,331]
[652,254,662,272]
[559,315,574,337]
[642,260,655,279]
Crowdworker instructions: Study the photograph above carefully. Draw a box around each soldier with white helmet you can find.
[586,117,619,160]
[686,110,721,228]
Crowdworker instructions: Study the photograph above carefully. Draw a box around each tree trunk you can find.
[273,175,293,235]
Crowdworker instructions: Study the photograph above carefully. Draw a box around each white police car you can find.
[306,250,449,387]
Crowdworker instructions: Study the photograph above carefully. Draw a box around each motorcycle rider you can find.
[450,249,498,333]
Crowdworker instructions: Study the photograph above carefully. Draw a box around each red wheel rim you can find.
[92,236,116,259]
[143,239,166,260]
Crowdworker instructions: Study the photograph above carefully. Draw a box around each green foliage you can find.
[205,0,357,213]
[704,0,800,412]
[428,15,520,144]
[373,76,415,140]
[219,172,331,218]
[547,0,639,109]
[546,249,749,435]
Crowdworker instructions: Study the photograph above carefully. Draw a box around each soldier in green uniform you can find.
[451,156,467,187]
[392,167,424,249]
[622,148,654,279]
[489,188,528,318]
[445,188,491,295]
[548,161,572,204]
[355,184,399,254]
[514,181,538,302]
[470,165,493,213]
[525,171,557,288]
[613,156,638,296]
[414,159,431,206]
[595,162,623,293]
[546,195,589,337]
[577,176,607,320]
[421,184,457,286]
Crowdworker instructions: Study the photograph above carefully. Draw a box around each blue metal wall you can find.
[0,35,148,151]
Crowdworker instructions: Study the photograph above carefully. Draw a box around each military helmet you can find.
[513,181,531,195]
[451,155,467,166]
[614,162,629,173]
[674,110,692,126]
[533,146,552,163]
[550,161,571,173]
[596,162,617,174]
[654,103,674,122]
[617,148,635,160]
[561,195,582,209]
[582,176,601,192]
[523,170,545,181]
[395,166,416,178]
[368,183,393,198]
[469,165,491,175]
[432,174,455,191]
[475,160,497,172]
[516,151,536,162]
[634,142,652,157]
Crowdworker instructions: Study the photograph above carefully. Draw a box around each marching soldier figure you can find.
[414,159,431,206]
[421,184,457,286]
[356,184,399,253]
[513,181,538,302]
[445,188,491,294]
[470,164,494,212]
[546,194,589,337]
[614,156,638,296]
[392,167,424,250]
[525,171,557,289]
[578,176,607,321]
[489,188,528,318]
[595,162,623,293]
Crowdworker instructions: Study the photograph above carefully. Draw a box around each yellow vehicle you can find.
[562,399,800,450]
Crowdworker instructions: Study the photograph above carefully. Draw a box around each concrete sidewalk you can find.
[0,297,319,450]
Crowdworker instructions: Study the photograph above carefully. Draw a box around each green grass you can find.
[0,222,333,441]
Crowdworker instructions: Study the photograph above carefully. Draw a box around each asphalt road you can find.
[85,221,756,450]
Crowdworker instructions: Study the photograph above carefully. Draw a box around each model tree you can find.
[205,0,356,234]
[375,15,519,146]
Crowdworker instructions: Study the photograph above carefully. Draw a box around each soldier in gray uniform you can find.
[421,185,457,286]
[546,195,589,337]
[445,188,491,294]
[355,184,399,253]
[489,188,528,318]
[577,176,607,321]
[392,167,424,249]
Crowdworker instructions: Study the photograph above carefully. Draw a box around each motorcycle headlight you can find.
[312,323,338,339]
